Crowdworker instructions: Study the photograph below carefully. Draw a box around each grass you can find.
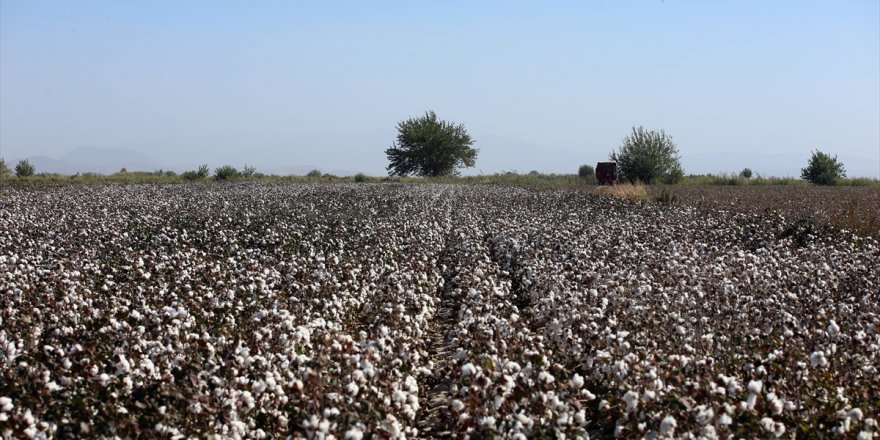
[0,170,877,188]
[680,173,879,186]
[592,181,649,202]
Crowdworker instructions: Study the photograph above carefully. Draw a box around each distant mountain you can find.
[19,156,78,175]
[60,147,162,173]
[17,148,163,175]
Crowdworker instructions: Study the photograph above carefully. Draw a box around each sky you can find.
[1,0,879,177]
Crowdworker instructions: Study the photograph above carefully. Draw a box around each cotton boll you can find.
[451,399,465,412]
[0,397,12,412]
[345,427,364,440]
[462,363,476,376]
[810,351,828,368]
[747,380,763,394]
[659,415,677,436]
[623,390,639,413]
[827,320,840,338]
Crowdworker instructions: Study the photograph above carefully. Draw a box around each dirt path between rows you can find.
[417,245,460,439]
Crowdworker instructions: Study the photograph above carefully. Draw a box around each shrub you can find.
[182,164,210,181]
[241,165,256,178]
[0,158,11,177]
[739,168,753,179]
[801,150,845,185]
[610,126,683,184]
[578,164,595,179]
[15,160,35,177]
[354,173,368,182]
[214,165,240,181]
[306,169,322,178]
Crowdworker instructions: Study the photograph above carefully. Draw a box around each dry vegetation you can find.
[647,185,880,238]
[1,183,878,439]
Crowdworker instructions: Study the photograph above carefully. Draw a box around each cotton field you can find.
[1,183,878,439]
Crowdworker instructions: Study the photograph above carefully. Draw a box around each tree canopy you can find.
[385,111,477,177]
[801,150,845,185]
[610,126,683,184]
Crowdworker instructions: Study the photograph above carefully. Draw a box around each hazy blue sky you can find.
[2,1,878,176]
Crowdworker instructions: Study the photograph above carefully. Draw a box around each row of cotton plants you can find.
[481,190,878,438]
[0,184,461,439]
[1,183,877,439]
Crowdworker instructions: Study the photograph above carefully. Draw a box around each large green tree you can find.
[801,150,845,185]
[610,126,683,184]
[385,111,477,177]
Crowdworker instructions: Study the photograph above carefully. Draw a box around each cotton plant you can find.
[0,183,877,438]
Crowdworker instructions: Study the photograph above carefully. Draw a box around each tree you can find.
[15,160,35,177]
[801,150,845,185]
[739,168,753,179]
[306,169,322,177]
[610,126,683,184]
[386,111,477,177]
[578,164,595,179]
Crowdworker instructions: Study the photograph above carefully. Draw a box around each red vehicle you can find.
[596,162,617,185]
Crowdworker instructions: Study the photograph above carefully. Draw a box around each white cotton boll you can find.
[99,373,110,387]
[810,351,828,368]
[516,412,534,428]
[659,415,677,436]
[404,375,418,393]
[767,393,783,415]
[747,393,758,410]
[451,399,465,412]
[570,373,584,389]
[0,397,12,412]
[719,414,732,425]
[849,408,864,421]
[827,320,840,337]
[760,417,786,437]
[623,390,639,413]
[382,415,401,438]
[494,395,504,410]
[504,361,521,373]
[695,405,714,425]
[538,371,555,384]
[393,389,407,404]
[116,355,131,374]
[581,389,597,400]
[461,363,476,376]
[345,427,364,440]
[346,382,360,396]
[747,380,763,394]
[643,390,656,401]
[46,381,62,392]
[574,410,586,425]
